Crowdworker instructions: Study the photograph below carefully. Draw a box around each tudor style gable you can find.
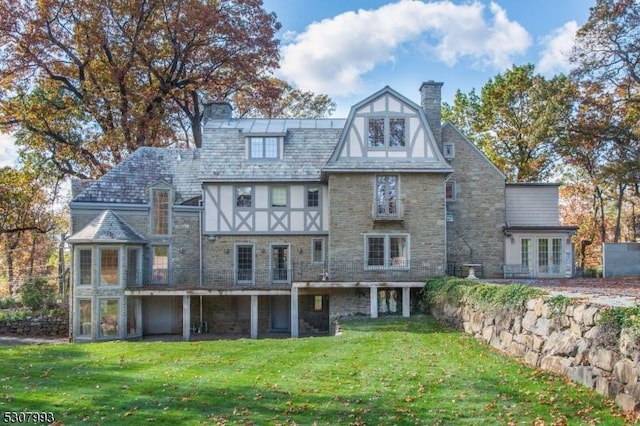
[328,86,449,169]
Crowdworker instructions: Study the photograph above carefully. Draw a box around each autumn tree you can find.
[443,64,573,182]
[560,0,640,253]
[0,165,60,294]
[0,0,283,178]
[478,65,574,182]
[233,78,336,119]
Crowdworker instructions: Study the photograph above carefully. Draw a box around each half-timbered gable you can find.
[327,86,449,169]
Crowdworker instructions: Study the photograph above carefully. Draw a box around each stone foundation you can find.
[430,297,640,413]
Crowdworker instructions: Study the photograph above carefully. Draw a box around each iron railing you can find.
[125,259,446,289]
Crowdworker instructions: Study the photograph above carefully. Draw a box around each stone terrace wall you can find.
[430,298,640,413]
[0,310,68,337]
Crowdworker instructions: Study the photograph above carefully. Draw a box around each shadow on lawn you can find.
[339,314,459,335]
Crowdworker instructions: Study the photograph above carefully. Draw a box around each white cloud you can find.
[537,21,579,75]
[0,133,18,168]
[279,0,531,96]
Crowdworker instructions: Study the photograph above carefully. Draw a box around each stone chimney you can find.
[202,101,233,123]
[419,81,443,150]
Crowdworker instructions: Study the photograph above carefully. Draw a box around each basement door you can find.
[270,296,290,332]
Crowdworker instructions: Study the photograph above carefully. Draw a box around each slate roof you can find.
[73,148,202,204]
[67,210,148,243]
[200,126,343,182]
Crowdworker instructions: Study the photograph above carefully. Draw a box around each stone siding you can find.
[202,235,325,284]
[328,173,447,268]
[430,297,640,413]
[442,125,506,277]
[328,288,371,319]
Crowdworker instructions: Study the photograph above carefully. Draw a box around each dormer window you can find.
[367,117,406,148]
[249,137,279,159]
[151,188,170,235]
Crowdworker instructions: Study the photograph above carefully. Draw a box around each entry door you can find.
[537,238,563,276]
[270,296,290,331]
[271,245,289,283]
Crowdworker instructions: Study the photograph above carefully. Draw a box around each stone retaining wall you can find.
[430,297,640,413]
[0,310,68,337]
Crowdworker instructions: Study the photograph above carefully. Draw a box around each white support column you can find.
[182,295,191,341]
[250,295,258,339]
[402,287,411,318]
[370,286,378,318]
[290,288,299,338]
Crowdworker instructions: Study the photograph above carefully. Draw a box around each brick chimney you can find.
[202,101,233,123]
[419,81,443,150]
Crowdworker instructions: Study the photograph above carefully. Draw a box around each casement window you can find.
[307,187,320,208]
[236,186,253,208]
[99,298,119,338]
[236,245,254,284]
[376,175,399,217]
[249,137,279,159]
[78,248,92,286]
[446,181,456,201]
[271,187,287,208]
[152,189,170,235]
[78,299,92,337]
[365,234,409,268]
[271,245,289,283]
[367,117,406,148]
[99,248,119,286]
[152,246,169,284]
[311,238,324,263]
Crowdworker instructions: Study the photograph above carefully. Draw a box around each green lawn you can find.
[0,316,628,425]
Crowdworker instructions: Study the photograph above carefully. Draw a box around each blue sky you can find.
[264,0,594,116]
[0,0,594,167]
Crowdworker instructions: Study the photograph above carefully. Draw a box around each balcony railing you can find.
[373,199,404,221]
[125,259,444,289]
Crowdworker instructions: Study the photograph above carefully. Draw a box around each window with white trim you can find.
[249,137,279,159]
[365,235,409,268]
